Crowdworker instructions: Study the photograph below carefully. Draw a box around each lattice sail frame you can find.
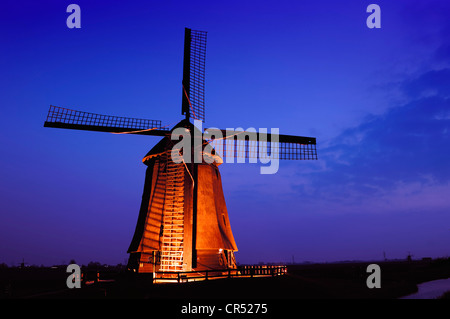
[203,129,317,161]
[182,28,207,122]
[44,105,169,135]
[209,140,317,160]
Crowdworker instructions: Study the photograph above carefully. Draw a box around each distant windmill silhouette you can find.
[407,251,414,262]
[44,28,318,274]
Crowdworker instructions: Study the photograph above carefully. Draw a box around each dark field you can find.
[1,259,450,300]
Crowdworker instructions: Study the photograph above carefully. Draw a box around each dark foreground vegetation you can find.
[1,258,449,300]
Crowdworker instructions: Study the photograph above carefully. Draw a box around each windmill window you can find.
[222,214,226,226]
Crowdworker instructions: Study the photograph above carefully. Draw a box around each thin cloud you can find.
[295,66,450,213]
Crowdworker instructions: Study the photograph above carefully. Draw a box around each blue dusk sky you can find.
[1,0,449,266]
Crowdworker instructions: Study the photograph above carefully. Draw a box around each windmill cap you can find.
[142,119,223,166]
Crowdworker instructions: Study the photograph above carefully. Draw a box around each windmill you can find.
[44,28,317,275]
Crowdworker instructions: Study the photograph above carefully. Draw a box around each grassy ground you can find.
[1,258,449,300]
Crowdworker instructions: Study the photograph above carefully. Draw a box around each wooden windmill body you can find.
[127,120,238,272]
[44,28,317,275]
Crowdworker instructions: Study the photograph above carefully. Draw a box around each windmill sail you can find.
[203,129,317,161]
[44,105,169,136]
[181,28,207,122]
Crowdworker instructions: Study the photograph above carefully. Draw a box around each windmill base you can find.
[127,249,237,274]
